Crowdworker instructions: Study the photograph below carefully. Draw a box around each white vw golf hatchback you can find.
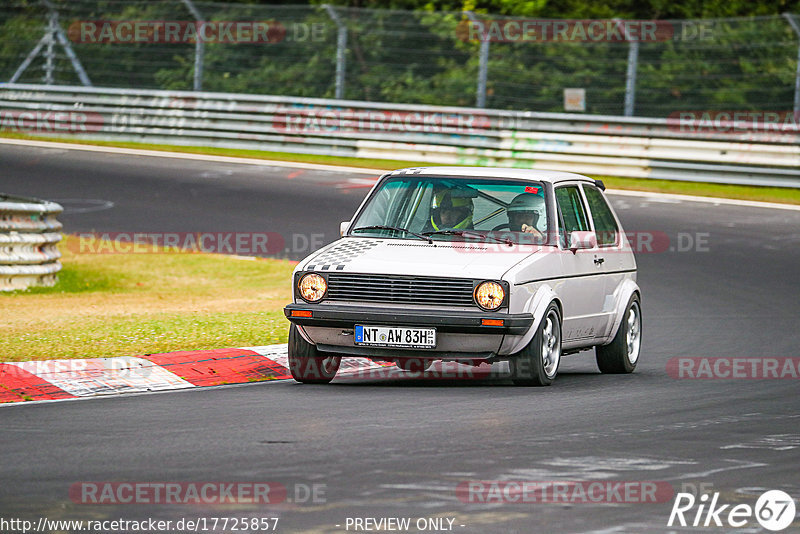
[284,167,641,386]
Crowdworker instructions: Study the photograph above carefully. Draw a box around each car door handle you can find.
[594,257,605,265]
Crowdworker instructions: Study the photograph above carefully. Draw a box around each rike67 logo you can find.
[668,489,796,531]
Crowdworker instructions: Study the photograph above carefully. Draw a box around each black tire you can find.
[509,303,561,386]
[288,324,341,384]
[596,294,641,374]
[395,358,433,372]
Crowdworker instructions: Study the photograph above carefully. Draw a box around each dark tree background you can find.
[2,0,799,116]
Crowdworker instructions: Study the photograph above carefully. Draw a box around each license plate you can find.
[355,325,436,349]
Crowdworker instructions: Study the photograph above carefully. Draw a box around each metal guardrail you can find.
[0,193,62,291]
[1,83,799,188]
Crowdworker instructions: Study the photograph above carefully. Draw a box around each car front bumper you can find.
[284,303,533,335]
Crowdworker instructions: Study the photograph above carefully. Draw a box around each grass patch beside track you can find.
[595,176,800,205]
[1,235,294,361]
[2,132,799,205]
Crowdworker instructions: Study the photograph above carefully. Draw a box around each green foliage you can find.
[1,1,798,116]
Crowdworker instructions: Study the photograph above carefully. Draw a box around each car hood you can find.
[299,237,539,279]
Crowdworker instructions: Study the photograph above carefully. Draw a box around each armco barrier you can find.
[1,84,799,188]
[0,194,63,291]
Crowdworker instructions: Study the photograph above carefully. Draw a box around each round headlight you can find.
[298,273,327,303]
[474,281,505,311]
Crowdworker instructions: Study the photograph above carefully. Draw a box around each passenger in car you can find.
[507,193,545,237]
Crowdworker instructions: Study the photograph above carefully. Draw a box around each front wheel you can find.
[596,294,641,374]
[288,324,341,384]
[509,303,561,386]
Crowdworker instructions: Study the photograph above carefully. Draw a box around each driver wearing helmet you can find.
[427,189,474,231]
[507,193,544,237]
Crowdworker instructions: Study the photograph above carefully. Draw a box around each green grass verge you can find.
[8,310,288,360]
[1,235,294,361]
[595,176,800,205]
[3,132,799,205]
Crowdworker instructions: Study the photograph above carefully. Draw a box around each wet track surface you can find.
[1,143,800,533]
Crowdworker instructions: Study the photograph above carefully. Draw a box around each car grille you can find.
[326,273,475,307]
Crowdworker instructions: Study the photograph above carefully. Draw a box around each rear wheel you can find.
[509,303,561,386]
[596,294,641,374]
[288,324,341,384]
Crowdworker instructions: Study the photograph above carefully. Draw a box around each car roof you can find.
[384,166,595,184]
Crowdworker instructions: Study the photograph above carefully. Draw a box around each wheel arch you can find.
[500,284,562,355]
[600,280,641,346]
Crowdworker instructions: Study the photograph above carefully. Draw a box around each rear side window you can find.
[555,186,589,246]
[583,186,619,246]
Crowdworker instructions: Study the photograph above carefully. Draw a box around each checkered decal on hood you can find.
[305,240,381,271]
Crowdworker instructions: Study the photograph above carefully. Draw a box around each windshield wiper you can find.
[351,225,433,244]
[422,229,513,246]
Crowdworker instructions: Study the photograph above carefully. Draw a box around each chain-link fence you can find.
[2,0,799,118]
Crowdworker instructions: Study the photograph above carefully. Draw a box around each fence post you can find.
[624,41,639,116]
[614,19,639,117]
[783,13,800,115]
[43,10,56,84]
[465,12,489,108]
[324,5,347,99]
[181,0,205,91]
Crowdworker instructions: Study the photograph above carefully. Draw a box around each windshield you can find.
[350,176,548,243]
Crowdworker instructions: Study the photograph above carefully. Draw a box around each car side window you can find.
[555,186,589,246]
[583,186,619,246]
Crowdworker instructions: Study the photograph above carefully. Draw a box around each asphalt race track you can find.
[1,143,800,533]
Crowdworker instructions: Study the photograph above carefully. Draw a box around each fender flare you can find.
[601,279,640,346]
[500,284,561,355]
